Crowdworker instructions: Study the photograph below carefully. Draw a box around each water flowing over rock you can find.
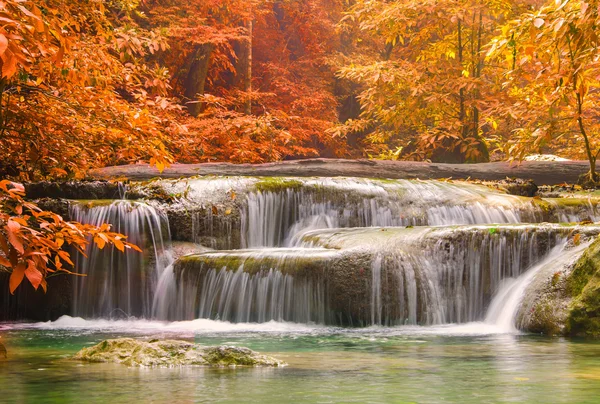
[70,201,173,318]
[7,175,600,335]
[161,224,600,327]
[140,176,598,248]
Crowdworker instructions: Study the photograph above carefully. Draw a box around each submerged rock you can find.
[73,338,285,368]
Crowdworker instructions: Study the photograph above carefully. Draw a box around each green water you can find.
[1,319,600,403]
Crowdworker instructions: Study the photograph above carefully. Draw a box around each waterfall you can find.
[371,256,383,325]
[34,176,596,331]
[366,228,568,325]
[239,179,542,248]
[194,267,328,323]
[70,201,172,318]
[484,240,588,332]
[166,248,335,322]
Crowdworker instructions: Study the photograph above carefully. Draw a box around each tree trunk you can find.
[457,20,466,137]
[234,19,253,115]
[244,19,252,115]
[576,92,597,182]
[184,43,214,117]
[470,11,489,163]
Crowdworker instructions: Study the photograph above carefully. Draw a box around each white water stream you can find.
[56,178,599,333]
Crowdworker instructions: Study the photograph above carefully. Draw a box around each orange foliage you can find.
[0,180,140,293]
[0,0,173,180]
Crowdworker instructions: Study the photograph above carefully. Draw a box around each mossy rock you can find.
[254,178,303,193]
[73,338,285,368]
[565,238,600,337]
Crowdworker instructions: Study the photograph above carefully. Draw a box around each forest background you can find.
[2,0,600,291]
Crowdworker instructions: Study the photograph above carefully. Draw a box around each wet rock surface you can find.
[89,159,591,185]
[25,181,124,200]
[73,338,285,368]
[565,238,600,337]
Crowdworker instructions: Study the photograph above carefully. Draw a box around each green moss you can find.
[550,198,600,208]
[527,300,563,336]
[73,338,284,368]
[204,346,263,366]
[566,238,600,296]
[254,178,304,193]
[565,237,600,337]
[175,251,332,276]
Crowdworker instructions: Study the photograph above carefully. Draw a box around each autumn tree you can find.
[145,0,347,163]
[334,0,530,162]
[489,0,600,183]
[0,0,173,180]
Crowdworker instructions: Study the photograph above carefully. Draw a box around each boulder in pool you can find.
[73,338,285,368]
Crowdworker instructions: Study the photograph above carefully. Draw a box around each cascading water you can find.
[49,176,599,333]
[484,239,591,332]
[163,248,336,322]
[239,179,546,248]
[360,227,567,326]
[70,201,172,318]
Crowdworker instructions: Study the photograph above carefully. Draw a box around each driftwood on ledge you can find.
[90,158,591,185]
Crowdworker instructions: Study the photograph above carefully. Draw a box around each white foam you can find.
[6,315,325,334]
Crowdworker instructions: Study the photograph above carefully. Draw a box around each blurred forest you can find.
[1,0,599,180]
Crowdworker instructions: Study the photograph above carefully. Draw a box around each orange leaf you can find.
[57,250,73,266]
[127,243,142,252]
[114,239,125,252]
[0,34,7,57]
[1,49,18,79]
[24,260,43,290]
[9,262,26,294]
[94,235,106,249]
[6,221,24,254]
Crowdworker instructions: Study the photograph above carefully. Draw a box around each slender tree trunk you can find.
[458,20,466,136]
[234,19,253,115]
[244,19,252,115]
[184,43,214,117]
[472,11,483,139]
[576,92,597,181]
[471,11,489,162]
[567,38,596,182]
